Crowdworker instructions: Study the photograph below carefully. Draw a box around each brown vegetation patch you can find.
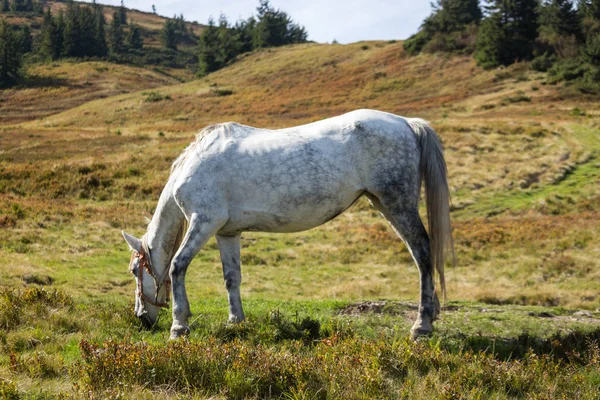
[339,300,418,316]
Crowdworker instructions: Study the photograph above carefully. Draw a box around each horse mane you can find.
[170,123,239,175]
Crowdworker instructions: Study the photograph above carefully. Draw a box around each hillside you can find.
[3,39,599,303]
[2,0,204,44]
[1,40,599,398]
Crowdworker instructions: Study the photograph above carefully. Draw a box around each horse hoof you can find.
[410,327,432,339]
[170,325,190,339]
[227,315,245,324]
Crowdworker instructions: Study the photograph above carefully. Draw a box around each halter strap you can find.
[130,237,171,309]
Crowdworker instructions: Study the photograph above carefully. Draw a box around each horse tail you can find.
[407,118,454,299]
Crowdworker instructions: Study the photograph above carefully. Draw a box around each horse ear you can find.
[122,231,142,252]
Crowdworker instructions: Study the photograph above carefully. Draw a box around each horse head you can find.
[122,231,170,328]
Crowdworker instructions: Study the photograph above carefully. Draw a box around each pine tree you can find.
[404,0,482,54]
[234,17,256,54]
[19,23,31,53]
[582,31,600,65]
[78,5,96,56]
[1,0,9,12]
[198,16,219,74]
[118,0,127,25]
[23,0,31,11]
[474,12,505,68]
[93,3,108,57]
[253,0,288,48]
[538,0,582,58]
[126,23,143,49]
[474,0,539,68]
[152,4,156,14]
[216,14,239,65]
[578,0,600,19]
[54,10,65,57]
[109,10,124,54]
[62,1,82,57]
[0,18,22,86]
[161,18,176,49]
[540,0,581,38]
[40,8,60,59]
[252,0,307,48]
[10,0,24,12]
[33,0,42,14]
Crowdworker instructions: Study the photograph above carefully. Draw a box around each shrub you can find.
[143,91,172,102]
[531,52,557,72]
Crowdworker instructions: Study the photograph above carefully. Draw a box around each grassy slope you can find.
[1,41,599,397]
[4,0,204,38]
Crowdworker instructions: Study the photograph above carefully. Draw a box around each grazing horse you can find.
[122,109,454,339]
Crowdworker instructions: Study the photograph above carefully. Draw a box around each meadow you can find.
[1,40,599,398]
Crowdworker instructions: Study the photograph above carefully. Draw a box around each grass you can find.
[0,39,599,397]
[1,289,599,398]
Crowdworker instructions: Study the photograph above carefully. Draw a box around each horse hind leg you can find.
[216,234,245,323]
[367,194,439,337]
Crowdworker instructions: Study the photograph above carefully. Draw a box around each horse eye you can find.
[129,260,139,275]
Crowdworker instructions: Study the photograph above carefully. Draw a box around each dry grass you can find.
[0,62,191,125]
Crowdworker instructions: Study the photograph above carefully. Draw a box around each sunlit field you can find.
[1,40,599,398]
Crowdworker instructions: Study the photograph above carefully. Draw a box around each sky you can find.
[81,0,433,44]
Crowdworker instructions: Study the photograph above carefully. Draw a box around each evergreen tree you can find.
[62,1,83,57]
[578,0,600,19]
[118,0,127,25]
[216,14,240,64]
[253,0,288,48]
[152,4,156,14]
[161,18,176,49]
[404,0,482,54]
[109,10,124,53]
[582,31,600,65]
[23,0,31,11]
[197,16,219,74]
[253,0,307,48]
[54,10,65,57]
[538,0,582,57]
[1,0,9,12]
[93,2,108,57]
[474,0,539,68]
[32,0,42,14]
[286,22,307,43]
[78,6,97,56]
[19,23,31,53]
[0,18,22,86]
[40,8,60,59]
[234,17,256,54]
[126,23,143,49]
[10,0,24,12]
[540,0,581,38]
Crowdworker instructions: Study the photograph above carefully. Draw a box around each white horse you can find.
[122,109,454,339]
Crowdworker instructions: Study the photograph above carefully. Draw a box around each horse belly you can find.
[219,185,362,234]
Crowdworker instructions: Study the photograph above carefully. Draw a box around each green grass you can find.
[454,125,600,218]
[1,288,599,398]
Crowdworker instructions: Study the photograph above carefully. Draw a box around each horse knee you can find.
[223,271,241,290]
[170,258,189,278]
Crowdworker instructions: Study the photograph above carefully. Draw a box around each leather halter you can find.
[129,238,171,309]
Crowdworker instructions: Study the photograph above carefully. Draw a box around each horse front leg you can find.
[216,234,245,323]
[169,212,221,339]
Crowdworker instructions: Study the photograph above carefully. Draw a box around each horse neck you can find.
[145,177,185,276]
